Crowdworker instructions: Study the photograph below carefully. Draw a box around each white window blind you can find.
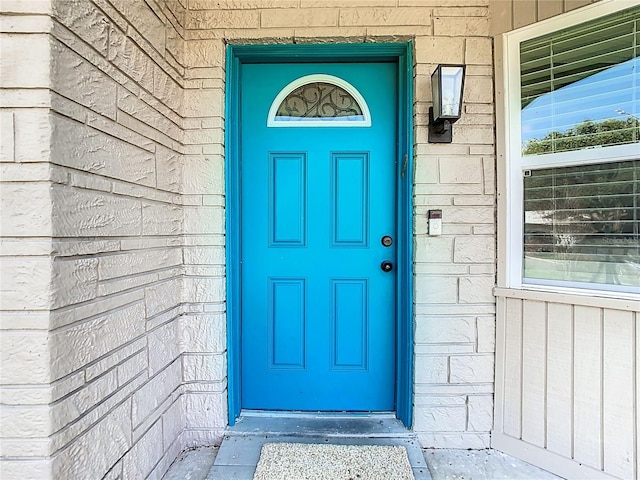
[520,6,640,156]
[523,160,639,290]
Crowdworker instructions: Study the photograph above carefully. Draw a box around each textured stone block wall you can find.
[1,0,224,478]
[175,0,496,450]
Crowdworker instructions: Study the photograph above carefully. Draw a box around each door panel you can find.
[240,62,397,411]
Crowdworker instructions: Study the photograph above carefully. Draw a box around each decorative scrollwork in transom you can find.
[267,74,371,127]
[276,82,363,119]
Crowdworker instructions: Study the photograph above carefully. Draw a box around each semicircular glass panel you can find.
[267,74,371,127]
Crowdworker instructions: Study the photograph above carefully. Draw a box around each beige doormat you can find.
[253,442,415,480]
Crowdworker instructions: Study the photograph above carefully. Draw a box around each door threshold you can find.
[228,410,412,438]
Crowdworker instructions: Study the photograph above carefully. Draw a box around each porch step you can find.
[207,413,432,480]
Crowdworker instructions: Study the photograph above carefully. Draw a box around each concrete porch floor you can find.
[163,414,564,480]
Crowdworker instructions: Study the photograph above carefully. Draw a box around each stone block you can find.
[339,8,431,26]
[50,301,145,379]
[453,195,494,206]
[183,354,226,382]
[414,405,467,432]
[162,399,184,449]
[181,155,224,195]
[464,75,494,104]
[415,36,464,64]
[122,420,164,479]
[449,354,494,383]
[414,236,453,263]
[414,276,458,304]
[156,146,182,193]
[0,110,14,161]
[414,355,448,384]
[132,360,181,427]
[0,459,52,479]
[0,33,50,87]
[186,9,259,29]
[433,6,488,17]
[183,392,226,429]
[108,28,154,92]
[14,109,52,162]
[0,257,52,311]
[53,0,109,56]
[445,206,494,224]
[414,159,439,184]
[262,8,336,28]
[184,39,224,68]
[153,65,183,114]
[51,185,143,238]
[147,318,181,375]
[183,206,225,235]
[433,16,490,36]
[416,317,475,344]
[438,156,483,184]
[0,332,49,385]
[51,400,131,480]
[459,275,495,303]
[183,88,223,118]
[51,115,155,186]
[453,124,494,144]
[417,432,490,449]
[0,0,52,14]
[184,246,225,266]
[179,314,226,354]
[51,257,99,308]
[465,37,492,65]
[467,395,493,431]
[98,247,181,280]
[0,182,52,236]
[454,236,495,264]
[51,40,117,120]
[142,203,182,236]
[476,316,495,353]
[182,276,226,305]
[469,264,494,274]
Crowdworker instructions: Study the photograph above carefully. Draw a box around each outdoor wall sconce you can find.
[429,64,466,143]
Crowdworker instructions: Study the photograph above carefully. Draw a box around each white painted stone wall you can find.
[1,0,501,478]
[1,0,225,478]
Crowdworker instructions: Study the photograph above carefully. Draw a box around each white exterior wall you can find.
[1,0,225,478]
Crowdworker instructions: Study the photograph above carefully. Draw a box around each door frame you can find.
[225,43,414,428]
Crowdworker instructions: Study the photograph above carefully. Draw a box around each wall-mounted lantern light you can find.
[429,64,466,143]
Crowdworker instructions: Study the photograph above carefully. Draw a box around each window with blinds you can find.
[523,160,639,288]
[520,6,640,156]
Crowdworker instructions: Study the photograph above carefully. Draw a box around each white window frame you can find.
[267,74,372,127]
[496,0,640,298]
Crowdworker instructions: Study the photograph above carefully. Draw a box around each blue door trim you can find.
[225,42,414,428]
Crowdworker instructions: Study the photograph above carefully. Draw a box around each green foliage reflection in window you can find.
[520,6,640,155]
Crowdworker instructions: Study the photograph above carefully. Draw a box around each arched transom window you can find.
[267,74,371,127]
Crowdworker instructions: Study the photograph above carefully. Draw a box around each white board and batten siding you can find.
[493,288,639,480]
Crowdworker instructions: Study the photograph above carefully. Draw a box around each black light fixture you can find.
[429,64,466,143]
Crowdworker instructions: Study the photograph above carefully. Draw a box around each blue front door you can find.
[240,62,397,411]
